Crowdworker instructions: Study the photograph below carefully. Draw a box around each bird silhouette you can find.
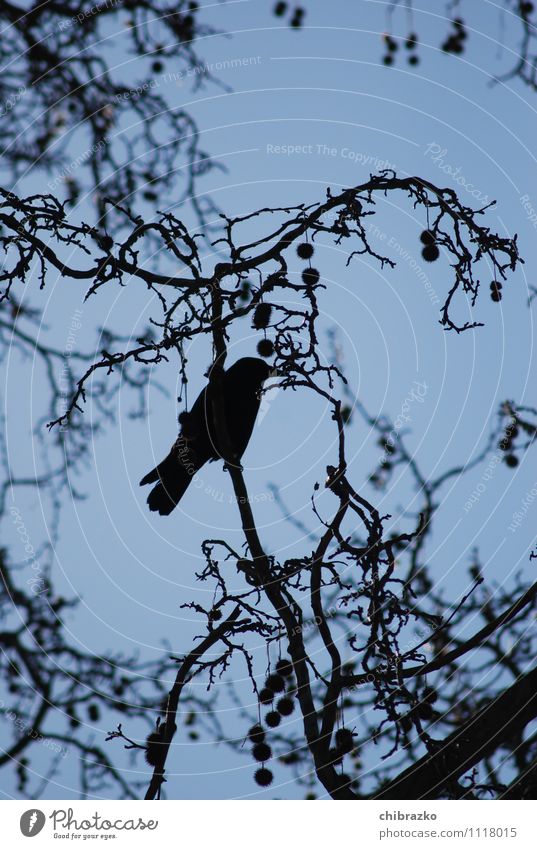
[140,357,272,515]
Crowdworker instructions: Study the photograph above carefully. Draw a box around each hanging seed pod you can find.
[208,608,222,621]
[88,703,100,722]
[276,697,294,716]
[258,687,274,705]
[420,229,435,245]
[335,728,354,754]
[302,267,320,285]
[275,657,294,678]
[145,730,165,766]
[248,724,265,744]
[254,767,273,786]
[257,339,274,358]
[252,302,272,329]
[417,702,434,720]
[296,242,314,259]
[422,244,440,262]
[265,673,285,693]
[265,711,281,728]
[252,742,272,762]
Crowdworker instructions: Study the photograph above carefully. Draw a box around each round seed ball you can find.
[265,711,281,728]
[275,658,293,678]
[254,767,273,786]
[296,242,314,259]
[257,339,274,358]
[422,244,440,262]
[248,724,265,744]
[258,687,274,705]
[265,674,285,693]
[252,742,272,762]
[335,728,354,753]
[420,229,435,245]
[302,267,320,285]
[276,697,294,717]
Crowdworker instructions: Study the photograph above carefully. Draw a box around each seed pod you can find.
[252,742,272,762]
[258,687,274,705]
[335,728,354,753]
[145,730,165,766]
[302,267,320,285]
[257,339,274,358]
[248,724,265,744]
[422,686,438,704]
[88,704,100,722]
[417,702,434,721]
[252,302,272,329]
[276,697,294,716]
[422,244,440,262]
[420,230,435,245]
[296,242,314,259]
[265,673,285,693]
[265,711,281,728]
[254,767,273,786]
[275,658,293,678]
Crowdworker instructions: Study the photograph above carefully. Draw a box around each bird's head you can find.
[228,357,275,388]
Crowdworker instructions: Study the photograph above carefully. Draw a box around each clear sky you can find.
[1,0,536,799]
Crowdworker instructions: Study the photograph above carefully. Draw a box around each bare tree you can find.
[3,171,535,800]
[0,0,225,227]
[340,1,537,93]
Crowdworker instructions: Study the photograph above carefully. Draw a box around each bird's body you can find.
[140,357,271,515]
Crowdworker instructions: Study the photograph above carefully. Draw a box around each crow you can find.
[140,357,272,515]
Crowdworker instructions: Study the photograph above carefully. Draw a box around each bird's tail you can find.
[139,452,193,516]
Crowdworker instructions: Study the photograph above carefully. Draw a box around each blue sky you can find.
[1,0,537,799]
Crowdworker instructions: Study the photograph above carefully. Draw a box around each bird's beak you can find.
[268,367,279,378]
